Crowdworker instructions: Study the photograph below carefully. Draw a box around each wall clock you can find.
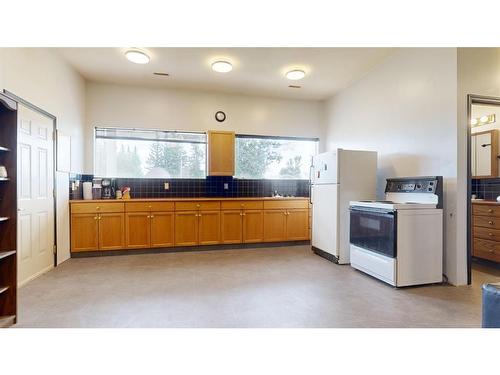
[215,111,226,122]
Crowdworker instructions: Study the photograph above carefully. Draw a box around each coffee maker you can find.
[101,178,114,199]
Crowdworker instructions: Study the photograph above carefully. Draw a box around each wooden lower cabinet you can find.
[473,202,500,263]
[263,210,287,242]
[151,212,175,248]
[71,213,125,252]
[98,213,125,250]
[71,213,99,251]
[221,209,264,244]
[286,209,309,241]
[175,211,199,246]
[243,210,264,243]
[71,199,310,253]
[199,211,221,245]
[125,212,150,249]
[221,210,243,244]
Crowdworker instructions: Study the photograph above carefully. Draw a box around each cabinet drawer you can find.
[473,226,500,241]
[472,204,500,217]
[473,215,500,229]
[125,201,174,212]
[264,200,308,210]
[71,202,124,214]
[175,201,220,211]
[221,200,263,210]
[473,238,500,262]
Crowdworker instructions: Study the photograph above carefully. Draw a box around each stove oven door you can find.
[349,207,397,258]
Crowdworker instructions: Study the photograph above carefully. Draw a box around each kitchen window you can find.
[235,135,319,179]
[94,127,207,178]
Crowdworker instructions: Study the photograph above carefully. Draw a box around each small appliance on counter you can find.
[349,176,443,287]
[310,149,378,264]
[101,178,114,199]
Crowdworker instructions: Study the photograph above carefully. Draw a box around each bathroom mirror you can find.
[471,129,498,178]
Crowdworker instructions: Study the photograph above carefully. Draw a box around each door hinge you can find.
[53,245,57,254]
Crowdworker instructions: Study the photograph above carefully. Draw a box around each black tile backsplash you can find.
[472,178,500,200]
[69,175,309,200]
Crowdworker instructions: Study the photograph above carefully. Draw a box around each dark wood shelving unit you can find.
[0,92,18,327]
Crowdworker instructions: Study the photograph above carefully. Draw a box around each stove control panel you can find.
[385,177,440,194]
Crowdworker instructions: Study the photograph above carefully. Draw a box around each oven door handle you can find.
[349,207,395,216]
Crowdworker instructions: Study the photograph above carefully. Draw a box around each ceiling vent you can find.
[288,85,301,89]
[153,72,170,76]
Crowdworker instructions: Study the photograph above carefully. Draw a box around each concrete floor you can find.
[15,245,500,328]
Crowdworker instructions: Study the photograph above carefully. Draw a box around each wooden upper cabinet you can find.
[125,212,150,249]
[286,209,309,241]
[207,130,235,176]
[151,212,175,248]
[198,210,221,245]
[221,210,243,244]
[98,213,125,250]
[71,214,99,252]
[243,210,264,243]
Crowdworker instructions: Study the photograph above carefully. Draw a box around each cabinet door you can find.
[125,212,150,249]
[243,210,264,243]
[175,211,199,246]
[207,131,235,176]
[263,210,287,242]
[71,214,99,252]
[98,213,125,250]
[199,210,221,245]
[151,212,175,248]
[286,209,309,241]
[221,210,242,244]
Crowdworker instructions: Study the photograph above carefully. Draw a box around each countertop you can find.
[69,197,310,203]
[471,199,500,205]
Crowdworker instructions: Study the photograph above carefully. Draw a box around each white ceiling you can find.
[55,48,394,100]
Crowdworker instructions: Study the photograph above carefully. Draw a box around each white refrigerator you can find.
[311,149,377,264]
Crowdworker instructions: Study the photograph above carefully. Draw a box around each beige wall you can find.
[0,48,87,265]
[85,81,325,173]
[324,48,463,284]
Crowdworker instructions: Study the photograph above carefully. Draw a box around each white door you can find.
[17,104,55,286]
[311,184,339,257]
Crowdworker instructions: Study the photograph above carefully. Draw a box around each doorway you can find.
[467,95,500,284]
[4,90,58,287]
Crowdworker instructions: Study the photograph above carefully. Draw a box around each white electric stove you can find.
[349,176,444,287]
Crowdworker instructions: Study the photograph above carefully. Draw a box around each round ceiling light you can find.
[125,49,150,64]
[471,118,478,126]
[480,115,489,123]
[286,69,306,80]
[211,61,233,73]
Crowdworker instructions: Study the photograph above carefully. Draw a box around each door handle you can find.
[309,164,314,205]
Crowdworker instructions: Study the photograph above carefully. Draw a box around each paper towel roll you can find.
[83,182,93,200]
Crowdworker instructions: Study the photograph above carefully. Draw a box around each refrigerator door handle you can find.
[309,164,314,204]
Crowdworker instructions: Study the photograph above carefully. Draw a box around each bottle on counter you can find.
[122,187,131,200]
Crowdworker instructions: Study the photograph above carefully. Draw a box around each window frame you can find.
[234,133,319,180]
[93,126,208,179]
